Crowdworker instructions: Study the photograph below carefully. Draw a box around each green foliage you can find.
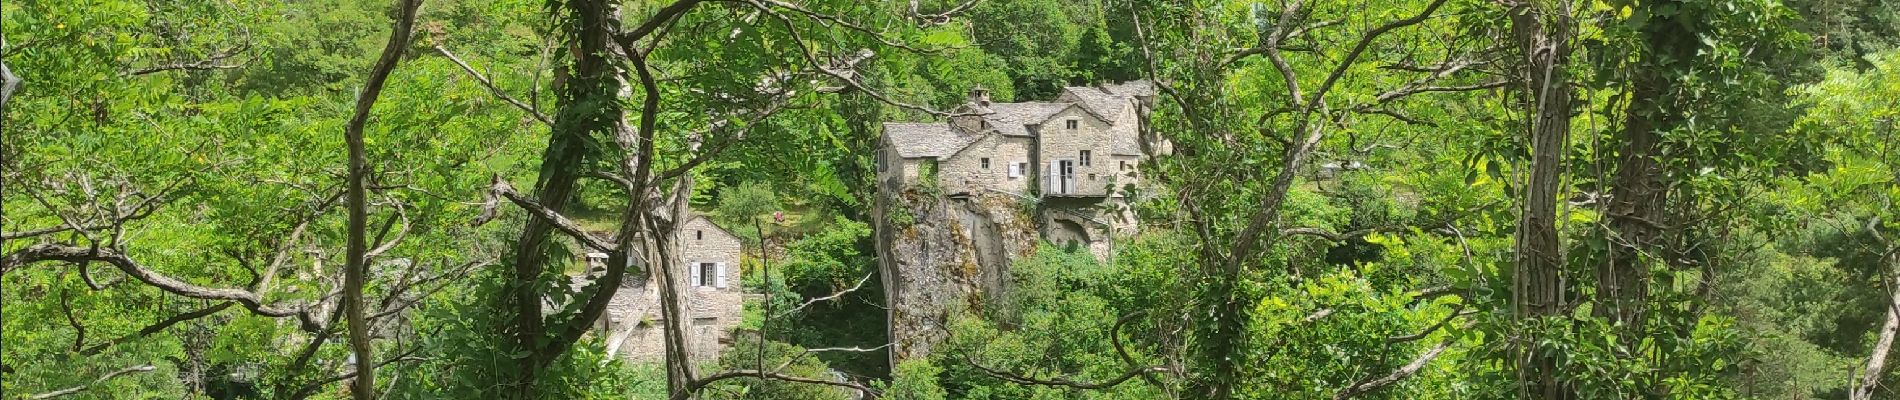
[883,359,951,400]
[705,337,852,400]
[718,181,781,226]
[6,0,1900,398]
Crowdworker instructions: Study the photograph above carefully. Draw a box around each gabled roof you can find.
[1100,80,1155,98]
[1061,86,1135,122]
[1030,102,1112,129]
[884,122,979,159]
[683,214,741,243]
[982,102,1070,137]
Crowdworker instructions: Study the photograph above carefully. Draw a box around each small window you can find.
[1079,150,1092,166]
[698,263,716,287]
[1120,160,1128,171]
[696,230,703,240]
[1065,119,1078,130]
[981,158,991,169]
[1089,173,1098,180]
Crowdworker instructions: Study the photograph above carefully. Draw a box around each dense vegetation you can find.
[3,0,1898,399]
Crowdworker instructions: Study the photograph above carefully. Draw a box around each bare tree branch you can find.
[1,244,321,331]
[80,302,235,355]
[673,369,876,400]
[1333,337,1454,400]
[433,44,554,126]
[123,45,247,76]
[1386,307,1470,343]
[26,364,158,399]
[773,272,873,318]
[0,38,20,111]
[477,176,614,250]
[909,0,979,26]
[960,353,1169,390]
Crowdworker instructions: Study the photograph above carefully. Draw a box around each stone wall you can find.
[939,134,1034,197]
[598,216,746,363]
[1036,106,1122,197]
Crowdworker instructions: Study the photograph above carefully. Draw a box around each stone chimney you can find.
[968,87,991,107]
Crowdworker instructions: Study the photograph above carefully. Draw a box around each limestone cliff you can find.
[871,166,1036,365]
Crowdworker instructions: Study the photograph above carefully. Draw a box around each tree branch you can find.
[773,272,873,318]
[477,175,614,250]
[1333,337,1454,400]
[960,353,1168,390]
[341,1,422,397]
[673,369,876,400]
[26,364,157,399]
[433,44,554,126]
[1,244,320,331]
[81,302,235,355]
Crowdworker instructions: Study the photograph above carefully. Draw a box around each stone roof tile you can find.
[884,122,978,159]
[982,102,1069,137]
[1100,80,1155,98]
[1063,86,1132,122]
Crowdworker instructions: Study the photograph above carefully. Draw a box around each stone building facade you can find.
[873,81,1157,363]
[595,215,746,363]
[880,81,1156,255]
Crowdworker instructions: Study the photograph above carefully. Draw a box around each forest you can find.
[3,0,1900,399]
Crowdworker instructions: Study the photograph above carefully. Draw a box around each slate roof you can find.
[1063,86,1135,122]
[885,122,978,159]
[982,102,1070,137]
[885,81,1154,160]
[1100,80,1155,98]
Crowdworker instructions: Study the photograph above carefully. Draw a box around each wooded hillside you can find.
[3,0,1899,399]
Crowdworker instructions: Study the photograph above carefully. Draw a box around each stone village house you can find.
[880,80,1159,254]
[586,214,746,363]
[873,81,1160,362]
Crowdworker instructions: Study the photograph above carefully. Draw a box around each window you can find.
[1008,162,1022,179]
[1089,173,1098,181]
[698,263,716,287]
[1079,150,1092,166]
[695,230,703,240]
[1120,160,1128,171]
[981,158,991,169]
[1065,119,1078,130]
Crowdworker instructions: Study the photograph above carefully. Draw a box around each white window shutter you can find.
[689,261,701,287]
[1007,163,1019,178]
[714,262,728,289]
[1047,160,1057,193]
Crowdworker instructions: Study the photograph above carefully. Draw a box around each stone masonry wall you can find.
[598,216,745,363]
[1037,106,1122,197]
[940,134,1034,197]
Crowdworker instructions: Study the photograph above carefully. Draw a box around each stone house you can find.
[879,80,1157,255]
[872,81,1158,362]
[594,214,746,363]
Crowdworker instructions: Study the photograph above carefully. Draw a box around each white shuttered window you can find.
[689,261,701,286]
[714,262,728,288]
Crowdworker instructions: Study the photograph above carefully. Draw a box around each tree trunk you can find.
[655,184,697,396]
[341,1,420,398]
[1508,2,1574,398]
[1855,254,1900,400]
[1599,1,1695,346]
[507,0,619,397]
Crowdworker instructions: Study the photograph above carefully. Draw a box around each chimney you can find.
[968,87,991,106]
